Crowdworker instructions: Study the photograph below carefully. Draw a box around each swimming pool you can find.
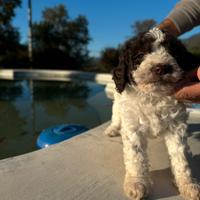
[0,79,112,159]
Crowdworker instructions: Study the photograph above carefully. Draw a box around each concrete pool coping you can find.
[0,69,200,200]
[0,69,112,85]
[0,116,200,200]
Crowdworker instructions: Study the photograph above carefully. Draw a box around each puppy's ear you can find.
[164,34,200,71]
[112,54,130,93]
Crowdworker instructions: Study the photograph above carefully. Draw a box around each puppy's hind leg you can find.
[105,94,121,137]
[164,126,200,200]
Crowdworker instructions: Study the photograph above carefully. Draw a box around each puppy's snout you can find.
[151,64,173,75]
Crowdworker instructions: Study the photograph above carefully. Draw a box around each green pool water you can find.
[0,79,112,159]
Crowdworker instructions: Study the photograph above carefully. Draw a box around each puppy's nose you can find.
[151,64,173,75]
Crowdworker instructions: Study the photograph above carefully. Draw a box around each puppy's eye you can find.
[151,64,174,75]
[162,65,173,74]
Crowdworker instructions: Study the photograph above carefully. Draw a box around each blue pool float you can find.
[37,124,88,149]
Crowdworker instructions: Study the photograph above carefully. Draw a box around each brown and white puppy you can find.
[105,28,200,200]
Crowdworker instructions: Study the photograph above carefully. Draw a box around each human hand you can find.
[174,67,200,103]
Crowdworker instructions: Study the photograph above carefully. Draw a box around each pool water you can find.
[0,80,112,159]
[192,104,200,109]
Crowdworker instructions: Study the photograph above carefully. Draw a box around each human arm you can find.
[158,0,200,36]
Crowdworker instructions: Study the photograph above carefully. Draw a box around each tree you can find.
[0,0,22,68]
[0,0,21,24]
[99,47,119,72]
[32,4,90,69]
[132,19,156,35]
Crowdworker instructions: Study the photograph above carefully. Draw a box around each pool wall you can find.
[0,69,112,85]
[0,69,115,98]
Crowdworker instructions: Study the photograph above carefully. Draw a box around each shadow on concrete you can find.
[193,134,200,141]
[150,168,179,199]
[150,154,200,199]
[194,133,200,141]
[187,124,200,136]
[188,154,200,182]
[186,124,200,181]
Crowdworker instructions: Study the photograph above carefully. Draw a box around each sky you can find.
[13,0,200,57]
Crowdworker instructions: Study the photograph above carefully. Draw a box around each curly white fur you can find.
[105,29,200,200]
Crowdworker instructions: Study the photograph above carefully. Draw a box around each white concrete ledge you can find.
[0,119,200,200]
[0,69,113,85]
[0,69,14,79]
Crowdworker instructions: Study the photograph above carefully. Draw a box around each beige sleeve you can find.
[167,0,200,35]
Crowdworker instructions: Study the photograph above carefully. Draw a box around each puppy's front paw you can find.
[123,175,150,200]
[124,181,148,200]
[104,125,120,137]
[179,182,200,200]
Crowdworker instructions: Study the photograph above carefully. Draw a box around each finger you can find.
[174,82,200,102]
